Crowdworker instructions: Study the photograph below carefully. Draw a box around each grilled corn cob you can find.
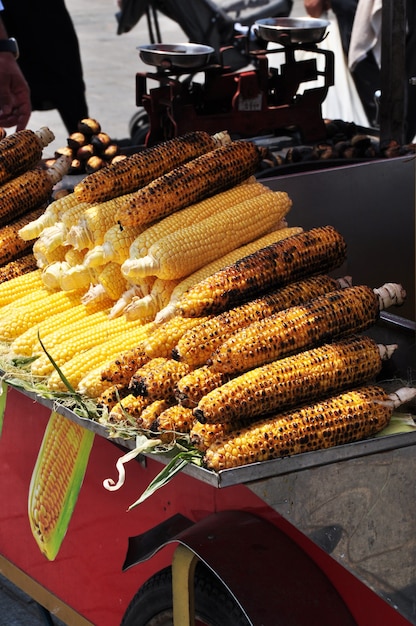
[153,405,195,442]
[0,268,43,306]
[125,181,269,264]
[194,336,395,424]
[173,274,345,369]
[137,399,172,431]
[115,140,265,228]
[0,205,46,266]
[155,226,304,324]
[74,131,229,203]
[209,283,406,374]
[108,394,153,427]
[143,315,211,359]
[100,345,150,386]
[175,365,231,408]
[96,383,131,412]
[47,322,156,391]
[28,411,94,560]
[190,418,250,452]
[121,190,291,281]
[0,154,70,228]
[0,253,38,284]
[203,386,415,470]
[129,357,191,401]
[176,225,347,317]
[0,126,54,185]
[83,222,145,267]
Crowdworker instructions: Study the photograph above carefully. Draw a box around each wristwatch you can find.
[0,38,19,59]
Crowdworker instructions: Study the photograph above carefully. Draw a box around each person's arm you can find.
[304,0,331,18]
[0,15,31,130]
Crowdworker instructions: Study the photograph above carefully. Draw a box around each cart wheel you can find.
[121,563,250,626]
[129,108,149,146]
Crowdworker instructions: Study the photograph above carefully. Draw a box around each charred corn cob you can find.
[121,190,291,281]
[115,141,265,228]
[190,418,251,452]
[28,411,94,560]
[18,192,81,241]
[175,365,231,408]
[47,322,156,391]
[96,383,131,412]
[155,227,303,324]
[0,253,38,284]
[173,274,344,369]
[0,205,46,266]
[209,283,406,374]
[203,386,416,470]
[100,345,150,386]
[136,399,173,431]
[0,126,54,185]
[31,313,141,378]
[194,336,395,425]
[143,315,211,359]
[126,181,269,264]
[9,296,113,358]
[74,131,228,203]
[176,225,347,317]
[108,394,153,427]
[153,405,195,442]
[0,289,84,342]
[0,154,70,228]
[0,268,43,306]
[129,357,191,402]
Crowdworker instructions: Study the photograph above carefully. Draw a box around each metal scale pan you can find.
[138,43,215,71]
[254,16,330,45]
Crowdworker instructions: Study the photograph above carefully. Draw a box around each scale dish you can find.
[254,17,330,44]
[138,43,215,70]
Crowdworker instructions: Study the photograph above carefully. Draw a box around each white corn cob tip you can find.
[374,283,407,309]
[35,126,55,147]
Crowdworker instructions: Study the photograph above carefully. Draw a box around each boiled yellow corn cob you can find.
[0,126,54,185]
[18,191,80,241]
[153,405,195,442]
[115,140,265,228]
[66,192,138,250]
[0,205,46,266]
[0,253,38,284]
[194,336,394,425]
[28,411,94,560]
[33,239,68,270]
[108,394,153,427]
[0,154,70,228]
[83,222,145,268]
[0,268,43,306]
[100,345,150,386]
[74,130,228,204]
[126,181,269,264]
[96,383,131,412]
[155,226,304,323]
[173,274,344,369]
[123,278,180,322]
[175,365,231,408]
[9,296,113,358]
[0,283,54,318]
[58,263,100,292]
[209,283,406,375]
[31,313,141,378]
[97,262,129,301]
[65,247,87,267]
[143,315,211,359]
[176,225,347,317]
[121,190,291,281]
[129,357,191,402]
[47,321,156,391]
[108,278,156,318]
[203,385,416,470]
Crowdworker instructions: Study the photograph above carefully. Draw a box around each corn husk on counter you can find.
[0,126,414,496]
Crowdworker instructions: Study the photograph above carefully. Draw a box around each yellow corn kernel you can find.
[195,335,388,425]
[203,385,394,470]
[28,411,94,560]
[129,357,191,402]
[0,127,54,185]
[143,315,211,359]
[0,268,43,307]
[98,262,128,301]
[65,247,88,267]
[47,322,156,391]
[177,226,347,318]
[74,130,226,204]
[155,227,303,324]
[127,181,269,263]
[173,274,341,369]
[115,140,264,228]
[121,190,291,281]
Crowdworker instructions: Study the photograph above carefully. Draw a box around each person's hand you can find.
[304,0,331,18]
[0,53,31,130]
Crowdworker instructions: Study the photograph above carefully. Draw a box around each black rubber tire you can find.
[121,563,250,626]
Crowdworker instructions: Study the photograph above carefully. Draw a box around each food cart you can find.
[0,153,415,625]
